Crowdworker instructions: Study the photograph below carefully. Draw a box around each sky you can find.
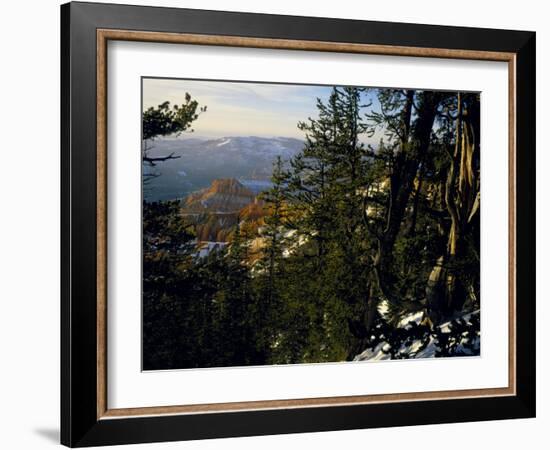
[142,78,380,141]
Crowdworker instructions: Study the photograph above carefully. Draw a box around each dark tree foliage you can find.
[143,95,206,142]
[142,95,206,185]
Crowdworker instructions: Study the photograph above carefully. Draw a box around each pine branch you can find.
[143,152,181,166]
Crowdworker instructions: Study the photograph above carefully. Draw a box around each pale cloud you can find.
[142,78,380,141]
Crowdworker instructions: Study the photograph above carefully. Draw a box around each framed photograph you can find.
[61,1,536,447]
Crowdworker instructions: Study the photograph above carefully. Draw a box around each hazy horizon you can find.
[154,133,305,141]
[142,78,381,142]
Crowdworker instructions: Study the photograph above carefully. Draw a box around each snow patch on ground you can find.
[356,342,392,361]
[397,310,425,328]
[353,309,480,362]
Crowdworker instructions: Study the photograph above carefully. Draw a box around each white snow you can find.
[377,299,390,319]
[194,241,228,258]
[397,310,425,328]
[353,342,392,361]
[216,138,231,147]
[353,309,480,362]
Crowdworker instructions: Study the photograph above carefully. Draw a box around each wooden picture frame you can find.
[61,1,535,447]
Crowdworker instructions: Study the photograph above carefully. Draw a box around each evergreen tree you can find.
[217,224,262,365]
[142,96,206,182]
[254,156,288,361]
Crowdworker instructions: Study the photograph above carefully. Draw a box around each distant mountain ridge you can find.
[183,178,255,213]
[180,178,267,242]
[143,136,303,201]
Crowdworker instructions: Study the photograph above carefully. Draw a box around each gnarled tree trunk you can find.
[359,91,443,335]
[426,93,480,322]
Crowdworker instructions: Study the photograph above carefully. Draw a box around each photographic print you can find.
[141,78,481,371]
[62,7,535,444]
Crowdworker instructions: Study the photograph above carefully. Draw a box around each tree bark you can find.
[373,91,442,309]
[426,93,480,321]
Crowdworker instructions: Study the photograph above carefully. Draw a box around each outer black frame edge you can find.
[514,32,536,418]
[62,2,101,446]
[60,1,536,447]
[60,2,71,447]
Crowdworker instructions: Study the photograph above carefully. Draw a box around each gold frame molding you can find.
[96,29,516,420]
